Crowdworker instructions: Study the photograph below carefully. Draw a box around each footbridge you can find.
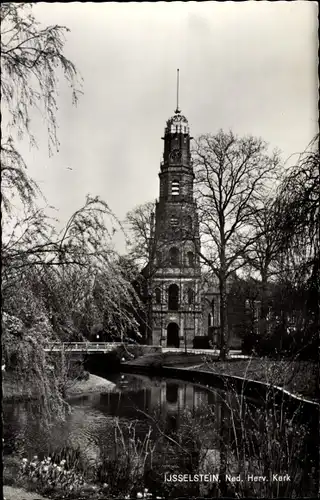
[44,342,125,353]
[44,342,244,356]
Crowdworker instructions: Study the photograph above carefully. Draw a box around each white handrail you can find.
[44,342,244,356]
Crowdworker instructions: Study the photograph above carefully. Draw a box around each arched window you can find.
[171,180,180,196]
[187,288,195,305]
[155,288,161,304]
[187,251,194,267]
[168,284,179,310]
[169,247,179,266]
[208,313,213,327]
[211,299,214,320]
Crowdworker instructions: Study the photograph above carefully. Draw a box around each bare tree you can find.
[125,200,192,271]
[243,197,283,333]
[125,201,156,268]
[193,130,281,358]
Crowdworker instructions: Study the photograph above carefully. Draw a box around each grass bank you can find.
[124,352,317,400]
[66,373,116,396]
[193,358,317,400]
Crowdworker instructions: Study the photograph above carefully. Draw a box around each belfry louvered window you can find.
[169,247,179,266]
[170,217,178,226]
[171,180,180,196]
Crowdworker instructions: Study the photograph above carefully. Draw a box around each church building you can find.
[148,105,201,347]
[142,74,246,349]
[145,89,224,348]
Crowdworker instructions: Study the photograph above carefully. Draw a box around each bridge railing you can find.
[45,342,125,351]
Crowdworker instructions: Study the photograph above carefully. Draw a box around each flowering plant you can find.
[19,455,89,494]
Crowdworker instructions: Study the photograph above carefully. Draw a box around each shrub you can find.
[193,336,211,349]
[241,330,259,354]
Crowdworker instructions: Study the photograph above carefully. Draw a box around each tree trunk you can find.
[219,275,228,360]
[260,267,269,336]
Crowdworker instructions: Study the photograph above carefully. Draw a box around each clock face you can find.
[170,148,181,162]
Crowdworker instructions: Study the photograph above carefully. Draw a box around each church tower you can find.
[149,71,202,347]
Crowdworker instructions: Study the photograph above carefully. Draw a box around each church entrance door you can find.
[167,322,180,348]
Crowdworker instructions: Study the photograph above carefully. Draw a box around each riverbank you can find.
[2,373,116,401]
[66,373,116,396]
[188,358,317,400]
[124,353,318,400]
[3,485,48,500]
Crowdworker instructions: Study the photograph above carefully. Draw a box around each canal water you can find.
[3,373,317,498]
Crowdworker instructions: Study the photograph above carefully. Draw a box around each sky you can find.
[7,1,319,253]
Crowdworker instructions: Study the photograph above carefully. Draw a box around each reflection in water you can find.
[3,373,317,498]
[166,383,178,404]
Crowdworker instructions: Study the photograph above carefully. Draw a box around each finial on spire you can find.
[175,68,180,114]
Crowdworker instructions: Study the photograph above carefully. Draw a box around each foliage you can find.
[2,312,53,371]
[276,135,319,254]
[274,135,319,328]
[1,2,81,393]
[220,394,313,498]
[96,420,154,497]
[1,4,142,424]
[2,196,141,341]
[1,2,81,212]
[2,312,68,422]
[192,336,212,349]
[244,135,320,358]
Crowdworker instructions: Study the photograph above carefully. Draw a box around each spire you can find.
[164,69,189,135]
[175,68,180,114]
